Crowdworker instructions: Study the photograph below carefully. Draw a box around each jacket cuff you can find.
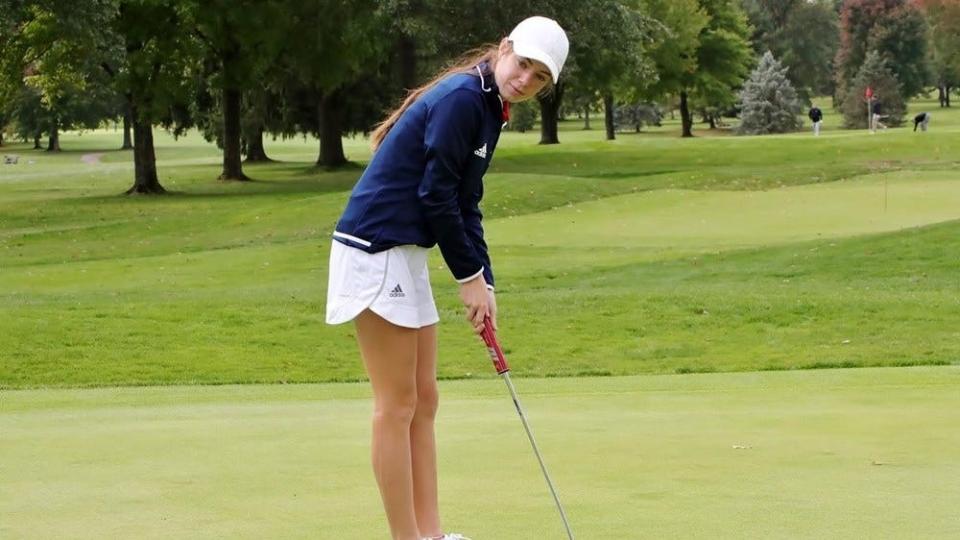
[455,267,485,284]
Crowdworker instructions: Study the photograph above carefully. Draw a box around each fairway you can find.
[2,367,959,539]
[4,111,960,386]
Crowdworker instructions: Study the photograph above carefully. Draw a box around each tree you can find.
[641,0,710,136]
[642,0,753,136]
[685,0,754,137]
[742,0,840,100]
[280,0,383,168]
[3,85,47,147]
[106,0,202,194]
[834,0,929,107]
[737,51,803,134]
[377,0,438,90]
[0,0,33,148]
[839,50,904,128]
[505,100,537,133]
[0,1,116,152]
[917,0,960,107]
[566,89,599,130]
[570,1,657,141]
[3,0,201,193]
[534,0,656,144]
[189,0,286,180]
[0,1,32,145]
[780,1,840,99]
[240,84,283,162]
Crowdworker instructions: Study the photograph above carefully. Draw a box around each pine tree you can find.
[840,50,905,128]
[737,51,803,135]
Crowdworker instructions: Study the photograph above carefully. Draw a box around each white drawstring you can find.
[475,65,492,92]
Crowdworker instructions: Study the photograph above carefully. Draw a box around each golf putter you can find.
[480,316,574,540]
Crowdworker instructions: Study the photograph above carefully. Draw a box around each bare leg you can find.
[411,324,442,537]
[355,310,421,540]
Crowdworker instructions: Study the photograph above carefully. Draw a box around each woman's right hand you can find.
[459,275,490,334]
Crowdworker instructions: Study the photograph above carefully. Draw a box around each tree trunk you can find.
[219,86,248,180]
[318,90,347,168]
[938,85,946,107]
[33,132,42,149]
[603,93,615,140]
[121,106,133,149]
[947,86,952,107]
[680,91,693,138]
[244,125,271,162]
[538,82,563,145]
[398,35,417,90]
[126,103,166,195]
[583,107,590,130]
[539,99,559,144]
[708,114,717,129]
[46,121,61,152]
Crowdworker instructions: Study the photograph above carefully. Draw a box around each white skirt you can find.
[325,241,440,329]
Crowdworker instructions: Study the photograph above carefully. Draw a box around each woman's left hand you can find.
[459,275,491,333]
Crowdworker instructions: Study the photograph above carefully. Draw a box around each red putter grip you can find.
[480,316,510,374]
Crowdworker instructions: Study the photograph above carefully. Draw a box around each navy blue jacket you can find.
[333,65,505,287]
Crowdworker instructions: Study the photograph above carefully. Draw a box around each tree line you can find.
[1,0,957,194]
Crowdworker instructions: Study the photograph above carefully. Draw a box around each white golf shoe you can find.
[422,535,471,540]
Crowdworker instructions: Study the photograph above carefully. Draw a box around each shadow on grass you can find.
[73,163,365,203]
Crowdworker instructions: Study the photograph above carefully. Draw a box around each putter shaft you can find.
[482,318,574,540]
[501,371,575,540]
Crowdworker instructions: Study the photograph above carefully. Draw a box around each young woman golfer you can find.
[325,15,569,540]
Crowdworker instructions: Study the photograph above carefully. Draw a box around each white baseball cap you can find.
[508,16,569,83]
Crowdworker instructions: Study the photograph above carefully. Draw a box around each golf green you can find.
[489,171,960,254]
[3,366,958,538]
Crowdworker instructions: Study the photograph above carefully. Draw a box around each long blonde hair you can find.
[370,43,502,150]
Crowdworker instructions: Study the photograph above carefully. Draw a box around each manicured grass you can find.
[3,99,959,540]
[2,367,959,539]
[1,98,959,387]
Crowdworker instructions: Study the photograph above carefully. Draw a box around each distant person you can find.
[913,112,931,132]
[325,15,568,540]
[808,105,823,136]
[871,100,887,131]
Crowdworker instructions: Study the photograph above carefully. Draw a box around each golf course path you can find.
[80,153,105,165]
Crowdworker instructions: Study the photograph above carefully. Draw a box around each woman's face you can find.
[494,41,552,103]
